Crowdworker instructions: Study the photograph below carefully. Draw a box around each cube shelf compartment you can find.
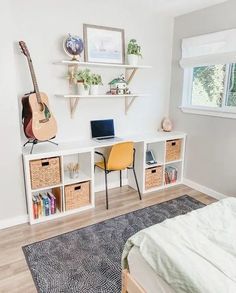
[23,148,94,224]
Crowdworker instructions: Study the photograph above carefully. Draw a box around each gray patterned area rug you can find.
[23,195,205,293]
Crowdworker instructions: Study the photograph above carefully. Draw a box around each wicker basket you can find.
[65,181,90,211]
[165,139,181,162]
[145,166,163,190]
[30,157,61,190]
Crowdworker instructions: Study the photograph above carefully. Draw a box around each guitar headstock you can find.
[19,41,31,59]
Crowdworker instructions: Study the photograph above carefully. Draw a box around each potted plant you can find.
[127,39,142,66]
[73,68,91,95]
[90,73,103,95]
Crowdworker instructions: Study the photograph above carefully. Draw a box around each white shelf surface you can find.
[64,171,91,186]
[56,93,149,99]
[32,183,62,193]
[165,159,183,165]
[145,162,164,169]
[164,181,182,188]
[54,60,152,69]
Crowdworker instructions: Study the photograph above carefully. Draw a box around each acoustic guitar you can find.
[19,41,57,141]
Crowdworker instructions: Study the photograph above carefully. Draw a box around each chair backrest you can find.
[107,141,134,171]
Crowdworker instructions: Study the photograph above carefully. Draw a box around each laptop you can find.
[90,119,121,141]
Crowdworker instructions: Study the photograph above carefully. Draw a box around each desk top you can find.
[22,131,186,160]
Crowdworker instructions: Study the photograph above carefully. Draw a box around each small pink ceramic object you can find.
[162,117,173,132]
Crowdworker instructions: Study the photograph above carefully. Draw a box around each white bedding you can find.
[128,246,175,293]
[122,197,236,293]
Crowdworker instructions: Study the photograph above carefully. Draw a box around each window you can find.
[180,28,236,118]
[182,63,236,117]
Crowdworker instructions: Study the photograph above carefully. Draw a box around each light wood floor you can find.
[0,185,216,293]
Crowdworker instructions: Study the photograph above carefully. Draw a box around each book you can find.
[34,195,42,217]
[32,195,38,219]
[165,166,178,184]
[41,194,50,216]
[47,192,56,214]
[38,193,45,216]
[52,188,62,212]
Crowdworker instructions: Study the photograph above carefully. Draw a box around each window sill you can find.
[180,106,236,119]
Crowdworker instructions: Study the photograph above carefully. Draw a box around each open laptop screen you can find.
[90,119,115,139]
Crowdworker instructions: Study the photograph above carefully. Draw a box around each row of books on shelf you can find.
[165,166,178,184]
[32,192,57,219]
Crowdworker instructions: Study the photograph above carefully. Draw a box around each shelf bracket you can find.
[125,68,138,85]
[125,95,137,115]
[70,97,80,118]
[68,63,79,118]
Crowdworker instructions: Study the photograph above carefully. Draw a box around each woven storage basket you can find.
[145,166,163,190]
[165,139,181,162]
[65,181,90,211]
[30,157,61,190]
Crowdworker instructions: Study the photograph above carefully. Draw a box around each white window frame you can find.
[181,64,236,119]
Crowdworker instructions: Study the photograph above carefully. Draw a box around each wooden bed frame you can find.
[122,269,146,293]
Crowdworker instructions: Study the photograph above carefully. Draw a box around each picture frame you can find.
[83,24,125,64]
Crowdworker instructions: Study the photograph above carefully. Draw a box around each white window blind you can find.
[180,28,236,68]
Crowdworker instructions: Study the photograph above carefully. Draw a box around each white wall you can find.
[0,1,27,227]
[0,0,174,227]
[169,0,236,197]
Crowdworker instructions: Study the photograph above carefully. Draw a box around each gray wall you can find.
[170,0,236,196]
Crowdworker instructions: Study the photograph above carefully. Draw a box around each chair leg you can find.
[132,168,142,200]
[120,170,122,187]
[105,171,109,209]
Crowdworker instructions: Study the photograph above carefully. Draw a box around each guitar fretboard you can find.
[27,57,42,104]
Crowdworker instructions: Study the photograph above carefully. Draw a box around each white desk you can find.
[22,131,186,224]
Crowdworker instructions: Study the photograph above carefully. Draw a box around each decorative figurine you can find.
[107,75,131,95]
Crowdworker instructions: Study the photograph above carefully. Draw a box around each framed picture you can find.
[83,24,125,64]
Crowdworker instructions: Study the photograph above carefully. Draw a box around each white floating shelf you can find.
[56,93,149,99]
[54,60,152,69]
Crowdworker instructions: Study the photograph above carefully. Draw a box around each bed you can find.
[122,197,236,293]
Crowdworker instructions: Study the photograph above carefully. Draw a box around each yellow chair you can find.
[95,141,142,209]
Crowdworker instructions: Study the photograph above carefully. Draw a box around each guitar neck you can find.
[27,57,41,103]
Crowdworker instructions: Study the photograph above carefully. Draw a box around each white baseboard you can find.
[0,214,29,230]
[95,179,128,192]
[183,178,227,200]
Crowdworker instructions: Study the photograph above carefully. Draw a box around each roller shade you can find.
[180,28,236,68]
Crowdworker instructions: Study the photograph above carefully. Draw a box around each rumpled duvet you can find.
[122,197,236,293]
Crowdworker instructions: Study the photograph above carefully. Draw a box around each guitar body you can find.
[19,41,57,141]
[28,92,57,141]
[22,94,34,138]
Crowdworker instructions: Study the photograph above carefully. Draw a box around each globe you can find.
[63,34,84,59]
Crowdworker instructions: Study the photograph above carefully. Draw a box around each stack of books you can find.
[32,192,57,219]
[165,166,178,184]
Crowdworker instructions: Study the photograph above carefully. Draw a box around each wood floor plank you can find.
[0,184,216,292]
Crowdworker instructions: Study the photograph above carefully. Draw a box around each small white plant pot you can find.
[90,85,99,96]
[128,54,139,66]
[77,82,89,96]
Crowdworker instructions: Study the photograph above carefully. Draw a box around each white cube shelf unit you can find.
[127,133,186,194]
[22,132,186,225]
[23,145,94,225]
